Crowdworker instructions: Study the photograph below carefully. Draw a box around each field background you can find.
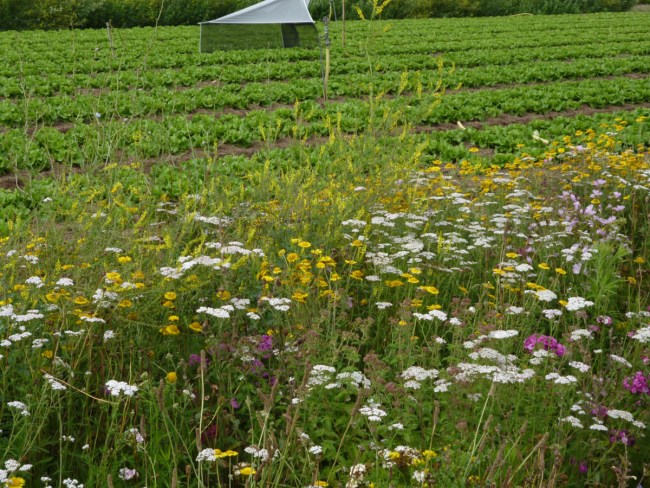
[0,9,649,488]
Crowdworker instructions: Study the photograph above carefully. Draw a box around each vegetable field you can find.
[0,10,649,488]
[0,12,649,187]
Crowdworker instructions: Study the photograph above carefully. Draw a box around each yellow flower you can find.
[105,271,121,282]
[505,252,519,259]
[215,449,238,458]
[538,263,550,270]
[118,256,132,263]
[634,257,646,264]
[118,299,133,308]
[422,449,437,459]
[351,239,364,247]
[239,467,256,476]
[131,270,145,280]
[189,322,203,332]
[419,285,439,295]
[42,350,53,359]
[298,241,311,249]
[492,268,506,276]
[385,280,404,288]
[292,291,309,303]
[469,147,479,153]
[388,451,401,460]
[168,315,179,322]
[5,477,25,488]
[74,296,90,305]
[350,270,364,280]
[164,291,177,301]
[555,268,566,275]
[627,276,637,285]
[162,300,175,309]
[314,482,328,487]
[217,290,232,300]
[286,252,300,263]
[160,325,180,336]
[166,372,177,383]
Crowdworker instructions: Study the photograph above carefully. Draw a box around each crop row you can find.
[1,13,648,76]
[1,65,647,129]
[1,76,647,174]
[2,40,649,99]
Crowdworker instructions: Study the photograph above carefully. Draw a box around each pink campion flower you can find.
[523,334,566,357]
[623,371,650,395]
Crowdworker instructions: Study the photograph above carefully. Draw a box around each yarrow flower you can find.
[105,380,138,398]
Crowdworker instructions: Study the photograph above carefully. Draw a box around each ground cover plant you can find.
[0,10,649,488]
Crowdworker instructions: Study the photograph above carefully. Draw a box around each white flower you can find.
[118,468,138,480]
[569,361,590,373]
[542,309,563,319]
[488,330,519,339]
[560,416,583,428]
[535,289,557,302]
[375,302,392,310]
[565,296,594,311]
[506,306,525,315]
[7,401,30,416]
[103,330,116,342]
[44,374,67,391]
[196,448,217,462]
[308,445,323,455]
[388,423,404,430]
[589,423,608,431]
[609,354,632,368]
[55,278,75,287]
[25,276,44,288]
[359,401,387,422]
[545,373,578,384]
[631,326,650,343]
[244,446,270,461]
[197,306,230,319]
[105,380,138,397]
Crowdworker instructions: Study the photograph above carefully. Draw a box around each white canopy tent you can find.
[200,0,319,52]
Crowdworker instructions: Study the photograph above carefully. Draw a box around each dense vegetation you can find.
[0,10,649,488]
[0,0,640,30]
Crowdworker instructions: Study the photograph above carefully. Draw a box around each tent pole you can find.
[322,17,330,101]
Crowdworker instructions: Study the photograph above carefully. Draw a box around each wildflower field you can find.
[0,10,649,488]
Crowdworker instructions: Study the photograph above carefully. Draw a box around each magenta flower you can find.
[523,334,566,357]
[623,371,649,395]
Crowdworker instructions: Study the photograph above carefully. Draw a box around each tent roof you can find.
[201,0,314,24]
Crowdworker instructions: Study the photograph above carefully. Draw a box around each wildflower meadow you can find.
[1,9,649,488]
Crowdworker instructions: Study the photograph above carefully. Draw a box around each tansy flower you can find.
[298,241,311,249]
[286,252,299,263]
[292,291,308,303]
[538,263,550,270]
[215,449,238,458]
[189,322,203,332]
[118,256,132,263]
[555,268,566,275]
[164,291,177,301]
[160,325,180,336]
[5,477,25,488]
[419,286,439,295]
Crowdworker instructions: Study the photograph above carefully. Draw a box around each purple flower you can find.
[258,334,273,352]
[610,429,635,446]
[523,334,566,357]
[578,461,588,474]
[596,315,613,326]
[623,371,650,395]
[230,397,240,409]
[591,405,608,419]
